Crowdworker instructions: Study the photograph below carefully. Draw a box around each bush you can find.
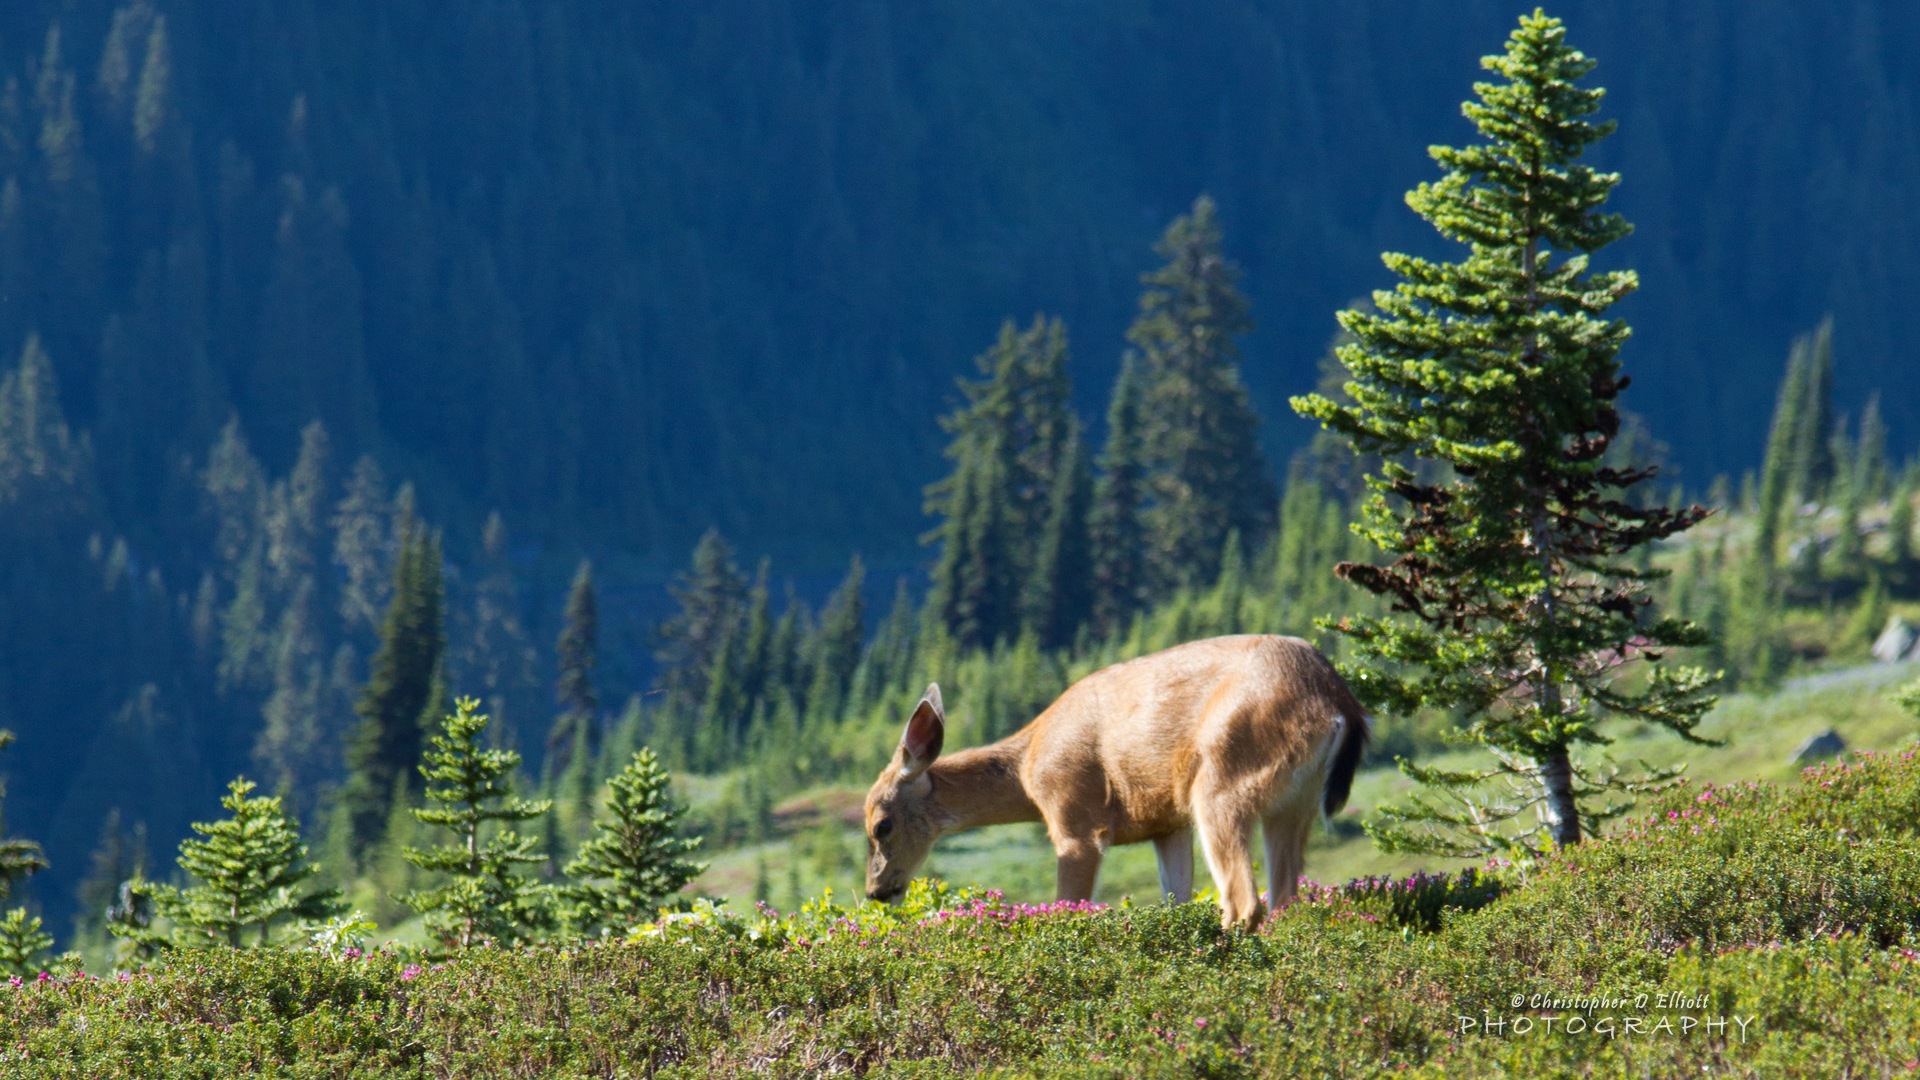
[4,745,1919,1076]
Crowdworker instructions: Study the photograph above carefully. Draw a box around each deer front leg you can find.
[1053,837,1105,902]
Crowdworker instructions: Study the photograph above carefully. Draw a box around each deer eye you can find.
[874,819,894,840]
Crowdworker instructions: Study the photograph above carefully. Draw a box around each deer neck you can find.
[927,736,1039,833]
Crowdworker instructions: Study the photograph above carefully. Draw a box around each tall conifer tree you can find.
[1129,196,1276,591]
[656,529,749,716]
[1090,355,1148,637]
[1293,11,1716,855]
[548,559,599,773]
[925,317,1078,649]
[1755,338,1814,575]
[1787,318,1836,505]
[806,555,867,723]
[342,527,445,846]
[1024,426,1094,648]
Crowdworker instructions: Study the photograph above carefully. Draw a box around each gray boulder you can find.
[1872,616,1919,664]
[1792,728,1847,764]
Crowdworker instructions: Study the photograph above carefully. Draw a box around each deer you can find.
[862,634,1370,928]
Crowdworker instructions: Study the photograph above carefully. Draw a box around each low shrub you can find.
[3,747,1917,1076]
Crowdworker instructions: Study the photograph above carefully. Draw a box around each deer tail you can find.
[1321,686,1371,818]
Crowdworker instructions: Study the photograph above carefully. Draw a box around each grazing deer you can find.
[863,634,1369,928]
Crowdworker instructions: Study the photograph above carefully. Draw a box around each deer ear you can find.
[898,684,945,776]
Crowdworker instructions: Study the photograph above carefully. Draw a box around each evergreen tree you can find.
[548,559,599,773]
[366,781,421,928]
[342,527,446,847]
[331,454,393,639]
[860,577,919,706]
[1090,354,1148,637]
[551,714,597,863]
[737,561,776,714]
[806,554,867,723]
[1023,426,1095,648]
[927,427,1017,649]
[1292,11,1717,856]
[0,907,53,976]
[1271,467,1357,629]
[1832,433,1867,578]
[0,730,48,899]
[655,529,749,713]
[1755,337,1814,574]
[253,577,327,802]
[0,334,95,524]
[71,808,145,953]
[265,420,332,586]
[1855,393,1888,502]
[1890,469,1918,569]
[562,748,705,935]
[457,511,539,744]
[403,698,553,950]
[133,778,340,947]
[925,317,1078,648]
[1786,318,1836,505]
[698,621,749,765]
[1129,195,1276,591]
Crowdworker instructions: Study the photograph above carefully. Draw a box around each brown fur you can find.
[863,634,1369,928]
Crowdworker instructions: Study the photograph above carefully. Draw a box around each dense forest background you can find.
[0,1,1917,944]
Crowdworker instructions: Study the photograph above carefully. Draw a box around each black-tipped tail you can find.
[1322,709,1371,817]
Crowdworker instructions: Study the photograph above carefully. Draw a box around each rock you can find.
[1872,616,1919,664]
[1792,728,1847,764]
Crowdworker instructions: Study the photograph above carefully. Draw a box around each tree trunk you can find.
[1538,744,1581,848]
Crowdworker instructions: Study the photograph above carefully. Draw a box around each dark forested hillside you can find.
[0,1,1913,562]
[0,0,1917,946]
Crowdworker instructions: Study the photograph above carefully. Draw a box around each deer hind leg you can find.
[1262,807,1314,910]
[1192,776,1265,929]
[1152,828,1193,904]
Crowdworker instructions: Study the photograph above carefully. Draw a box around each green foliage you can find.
[134,778,341,949]
[1089,354,1149,636]
[1128,195,1276,593]
[0,907,54,976]
[403,698,554,951]
[547,558,599,773]
[0,730,49,900]
[926,316,1084,650]
[10,751,1920,1075]
[342,526,446,848]
[656,528,750,721]
[562,749,706,935]
[1755,336,1807,579]
[1785,319,1837,507]
[1293,11,1717,856]
[298,911,379,961]
[805,555,867,724]
[1321,869,1506,934]
[1897,681,1920,724]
